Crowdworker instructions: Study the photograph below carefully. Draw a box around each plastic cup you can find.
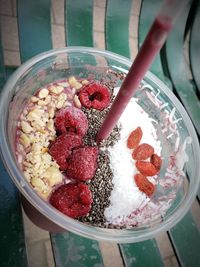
[0,47,199,243]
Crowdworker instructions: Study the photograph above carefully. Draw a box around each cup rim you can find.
[0,46,199,243]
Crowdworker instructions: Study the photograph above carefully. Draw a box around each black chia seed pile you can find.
[78,75,123,227]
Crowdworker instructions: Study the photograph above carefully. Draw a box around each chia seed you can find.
[78,75,122,227]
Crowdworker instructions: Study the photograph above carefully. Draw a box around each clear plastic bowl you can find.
[0,47,199,243]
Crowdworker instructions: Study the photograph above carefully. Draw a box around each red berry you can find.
[132,143,154,160]
[79,82,110,110]
[134,173,155,197]
[151,154,162,171]
[66,147,99,181]
[135,161,158,176]
[49,133,82,170]
[127,127,143,149]
[55,106,88,137]
[50,183,93,218]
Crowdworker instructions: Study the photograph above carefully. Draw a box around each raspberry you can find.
[49,133,82,170]
[50,183,93,218]
[134,173,155,197]
[79,82,110,110]
[127,127,143,149]
[66,147,99,181]
[151,154,162,171]
[132,143,154,160]
[55,106,88,137]
[135,161,158,176]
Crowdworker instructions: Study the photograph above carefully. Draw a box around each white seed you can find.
[38,88,49,99]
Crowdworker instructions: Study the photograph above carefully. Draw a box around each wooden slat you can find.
[168,211,200,267]
[65,0,93,46]
[51,232,104,267]
[120,239,164,267]
[0,159,28,266]
[138,0,165,81]
[17,0,52,62]
[105,0,132,58]
[164,0,200,135]
[189,0,200,94]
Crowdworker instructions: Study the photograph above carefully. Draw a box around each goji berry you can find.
[135,161,158,176]
[150,154,162,171]
[134,173,155,197]
[132,143,154,160]
[127,127,143,149]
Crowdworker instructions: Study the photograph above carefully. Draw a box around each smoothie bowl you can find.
[0,47,199,243]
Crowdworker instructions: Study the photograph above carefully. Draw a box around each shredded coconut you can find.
[104,98,162,224]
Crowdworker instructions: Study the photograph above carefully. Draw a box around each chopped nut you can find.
[23,171,31,182]
[74,95,81,108]
[27,108,43,122]
[82,79,89,85]
[68,76,82,90]
[49,85,64,94]
[44,95,51,104]
[31,120,45,130]
[21,120,33,134]
[38,100,47,106]
[56,93,67,109]
[31,177,49,191]
[57,82,69,87]
[42,166,62,186]
[41,152,52,165]
[47,119,55,132]
[31,143,43,152]
[31,96,39,103]
[48,107,55,119]
[20,132,31,148]
[41,147,48,153]
[38,188,52,199]
[38,88,49,99]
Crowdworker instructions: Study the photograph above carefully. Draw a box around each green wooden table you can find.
[0,0,200,266]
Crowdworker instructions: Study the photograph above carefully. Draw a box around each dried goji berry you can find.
[127,127,143,149]
[134,173,155,197]
[132,143,154,160]
[135,161,158,176]
[150,154,162,171]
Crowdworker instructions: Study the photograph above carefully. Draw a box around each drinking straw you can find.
[96,0,189,142]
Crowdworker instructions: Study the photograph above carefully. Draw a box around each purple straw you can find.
[96,0,189,143]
